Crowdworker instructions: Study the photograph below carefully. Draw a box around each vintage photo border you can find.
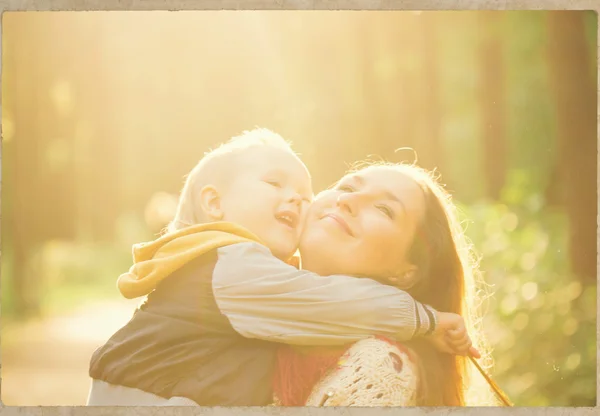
[0,0,597,414]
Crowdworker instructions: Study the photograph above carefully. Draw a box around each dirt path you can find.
[1,298,140,406]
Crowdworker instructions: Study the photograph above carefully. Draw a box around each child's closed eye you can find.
[265,180,282,188]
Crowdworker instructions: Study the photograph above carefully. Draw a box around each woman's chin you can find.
[300,224,354,273]
[299,244,331,274]
[299,228,329,255]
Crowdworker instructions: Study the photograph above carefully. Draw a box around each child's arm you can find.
[213,242,442,346]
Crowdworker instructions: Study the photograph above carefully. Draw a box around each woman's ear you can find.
[387,265,419,290]
[197,185,224,221]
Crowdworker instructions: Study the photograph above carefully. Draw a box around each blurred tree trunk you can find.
[39,17,78,241]
[418,12,443,175]
[547,11,597,282]
[359,14,392,163]
[8,15,44,317]
[379,14,419,165]
[73,18,122,241]
[479,12,507,200]
[7,14,81,317]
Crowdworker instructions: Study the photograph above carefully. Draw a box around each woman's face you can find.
[299,166,427,278]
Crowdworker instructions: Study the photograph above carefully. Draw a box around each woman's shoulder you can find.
[305,337,420,406]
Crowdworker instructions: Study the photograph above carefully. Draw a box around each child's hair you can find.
[347,160,495,406]
[166,128,296,234]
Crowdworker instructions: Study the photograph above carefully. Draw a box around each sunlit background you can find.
[1,10,597,406]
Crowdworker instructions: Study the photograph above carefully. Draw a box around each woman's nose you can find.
[336,192,359,216]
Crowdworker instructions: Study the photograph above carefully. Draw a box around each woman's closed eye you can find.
[376,204,395,219]
[337,184,355,192]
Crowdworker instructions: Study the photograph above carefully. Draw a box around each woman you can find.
[274,161,494,406]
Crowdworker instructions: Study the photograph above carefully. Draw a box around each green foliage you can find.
[458,177,596,406]
[437,13,485,203]
[1,241,132,319]
[1,213,152,319]
[504,12,558,198]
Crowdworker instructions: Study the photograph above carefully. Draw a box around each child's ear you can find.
[198,185,224,221]
[387,265,419,290]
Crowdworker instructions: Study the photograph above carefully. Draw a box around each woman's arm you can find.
[212,242,437,345]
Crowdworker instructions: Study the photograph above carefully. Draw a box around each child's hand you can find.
[428,311,481,358]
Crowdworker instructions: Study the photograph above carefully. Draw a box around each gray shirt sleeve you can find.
[212,242,437,346]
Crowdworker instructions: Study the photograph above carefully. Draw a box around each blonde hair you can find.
[347,160,495,406]
[166,128,296,234]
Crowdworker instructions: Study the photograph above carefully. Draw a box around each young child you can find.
[87,128,473,406]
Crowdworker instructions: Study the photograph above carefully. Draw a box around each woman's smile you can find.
[321,212,354,236]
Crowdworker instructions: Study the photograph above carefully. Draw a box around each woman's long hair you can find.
[350,161,493,406]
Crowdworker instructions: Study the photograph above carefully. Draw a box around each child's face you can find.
[218,146,313,261]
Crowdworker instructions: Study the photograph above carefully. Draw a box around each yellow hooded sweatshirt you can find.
[117,222,263,299]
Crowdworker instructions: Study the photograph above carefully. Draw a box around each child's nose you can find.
[287,191,302,206]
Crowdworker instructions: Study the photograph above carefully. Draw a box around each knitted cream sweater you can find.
[304,337,420,406]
